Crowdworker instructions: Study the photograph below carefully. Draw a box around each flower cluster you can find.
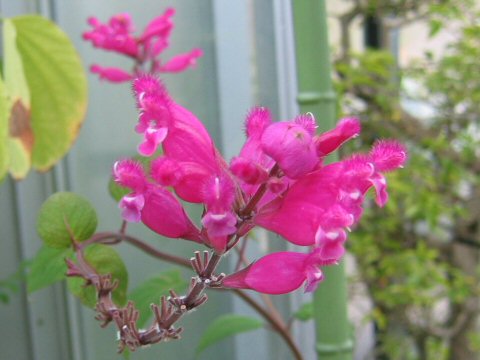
[83,9,202,82]
[113,75,407,295]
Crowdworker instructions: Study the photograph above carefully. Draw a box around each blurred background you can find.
[0,0,479,359]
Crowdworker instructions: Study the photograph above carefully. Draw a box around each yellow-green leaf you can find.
[0,77,9,182]
[8,15,87,176]
[3,19,31,179]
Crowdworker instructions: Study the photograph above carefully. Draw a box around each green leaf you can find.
[129,270,188,327]
[36,192,98,249]
[293,302,314,321]
[429,19,443,38]
[3,15,87,178]
[108,178,130,203]
[0,77,9,182]
[68,244,128,307]
[196,314,263,355]
[27,246,73,293]
[3,19,31,179]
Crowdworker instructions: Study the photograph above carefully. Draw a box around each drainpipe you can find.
[291,1,353,359]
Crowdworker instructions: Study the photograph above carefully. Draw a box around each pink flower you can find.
[83,14,138,57]
[84,8,203,82]
[222,248,338,294]
[119,193,145,223]
[112,159,201,242]
[261,114,318,179]
[254,140,407,246]
[156,48,204,73]
[90,65,133,83]
[141,186,202,242]
[314,117,361,156]
[114,71,407,293]
[201,176,237,252]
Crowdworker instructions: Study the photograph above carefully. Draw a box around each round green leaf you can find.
[27,245,73,293]
[67,244,128,307]
[11,15,87,172]
[37,192,98,248]
[196,314,263,355]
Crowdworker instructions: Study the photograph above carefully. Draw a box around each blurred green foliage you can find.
[336,1,480,358]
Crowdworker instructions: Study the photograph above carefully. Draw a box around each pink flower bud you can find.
[230,157,269,185]
[139,8,175,43]
[369,139,407,172]
[150,156,180,186]
[245,107,272,138]
[141,186,202,242]
[261,116,318,178]
[223,250,335,294]
[113,159,147,192]
[315,117,361,156]
[223,252,309,294]
[90,65,133,83]
[158,48,203,73]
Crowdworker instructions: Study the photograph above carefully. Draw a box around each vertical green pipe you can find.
[291,1,353,359]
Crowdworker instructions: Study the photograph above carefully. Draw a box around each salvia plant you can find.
[27,8,407,359]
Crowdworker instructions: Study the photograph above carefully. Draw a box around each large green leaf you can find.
[129,270,188,327]
[2,19,31,179]
[2,15,87,179]
[196,314,263,355]
[0,77,8,182]
[68,244,128,307]
[27,245,73,293]
[36,192,98,249]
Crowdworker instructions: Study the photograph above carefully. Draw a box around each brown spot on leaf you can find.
[9,99,34,152]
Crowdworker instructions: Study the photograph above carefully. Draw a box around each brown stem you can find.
[82,232,190,268]
[234,290,303,360]
[83,230,302,359]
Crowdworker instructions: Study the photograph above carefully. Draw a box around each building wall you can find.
[0,1,313,360]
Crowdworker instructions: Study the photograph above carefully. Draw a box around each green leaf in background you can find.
[1,15,87,180]
[108,178,130,203]
[68,244,128,307]
[27,245,73,293]
[3,19,31,179]
[129,270,188,327]
[196,314,263,355]
[0,259,30,304]
[36,192,98,249]
[0,77,8,182]
[293,301,314,321]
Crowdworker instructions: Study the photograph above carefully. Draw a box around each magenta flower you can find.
[261,114,318,179]
[113,73,407,289]
[222,248,339,294]
[83,8,203,82]
[253,140,407,247]
[113,159,201,242]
